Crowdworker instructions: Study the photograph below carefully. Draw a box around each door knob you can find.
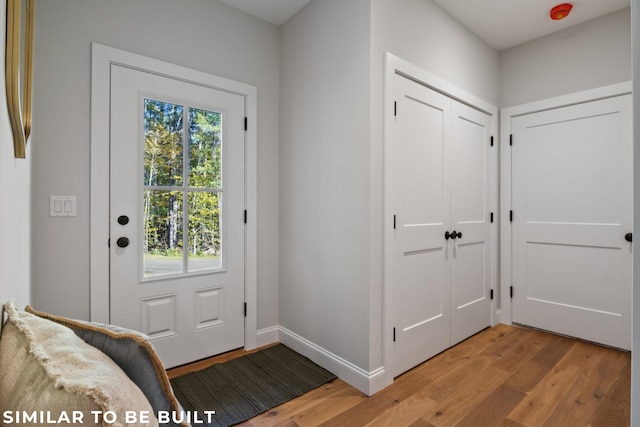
[116,237,130,248]
[450,230,458,240]
[445,231,451,240]
[625,233,632,243]
[455,231,462,239]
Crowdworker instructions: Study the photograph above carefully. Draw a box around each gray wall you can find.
[500,7,631,107]
[31,0,280,331]
[0,0,30,309]
[279,0,373,370]
[631,0,639,423]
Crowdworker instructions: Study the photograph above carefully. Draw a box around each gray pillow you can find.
[25,305,190,427]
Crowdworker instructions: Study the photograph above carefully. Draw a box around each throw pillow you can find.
[25,305,190,427]
[0,302,158,427]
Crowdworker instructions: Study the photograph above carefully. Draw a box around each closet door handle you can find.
[456,231,462,239]
[445,231,451,240]
[450,230,458,240]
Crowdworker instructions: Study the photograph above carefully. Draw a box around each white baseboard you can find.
[255,325,279,348]
[277,325,387,396]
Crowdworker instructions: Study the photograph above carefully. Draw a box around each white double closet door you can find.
[389,74,494,377]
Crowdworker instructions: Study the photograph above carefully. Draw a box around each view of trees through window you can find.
[143,98,222,276]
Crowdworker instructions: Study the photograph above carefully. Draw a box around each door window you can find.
[143,98,223,277]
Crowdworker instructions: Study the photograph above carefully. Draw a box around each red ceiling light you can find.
[550,3,573,20]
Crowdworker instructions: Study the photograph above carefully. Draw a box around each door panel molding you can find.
[90,43,258,350]
[499,82,632,328]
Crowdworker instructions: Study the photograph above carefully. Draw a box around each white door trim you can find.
[90,43,259,350]
[499,81,633,326]
[383,53,499,388]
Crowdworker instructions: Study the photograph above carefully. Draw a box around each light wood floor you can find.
[167,324,630,426]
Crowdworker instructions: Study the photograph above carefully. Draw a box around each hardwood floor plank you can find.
[488,328,549,374]
[423,366,510,426]
[290,383,367,426]
[543,345,630,427]
[321,328,498,427]
[168,325,631,427]
[452,384,526,427]
[421,354,501,402]
[408,419,436,427]
[504,333,575,393]
[587,361,631,427]
[361,391,439,426]
[508,341,598,425]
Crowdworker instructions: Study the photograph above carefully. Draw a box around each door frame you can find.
[499,81,632,326]
[90,43,259,350]
[383,53,499,388]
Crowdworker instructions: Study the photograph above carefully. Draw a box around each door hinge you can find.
[510,286,514,298]
[490,136,494,147]
[393,214,396,230]
[490,289,494,300]
[244,210,247,224]
[393,327,396,342]
[244,117,248,131]
[490,212,494,223]
[394,101,397,117]
[510,210,513,222]
[510,134,513,146]
[244,302,247,317]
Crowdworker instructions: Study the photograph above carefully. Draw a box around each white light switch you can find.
[50,196,76,217]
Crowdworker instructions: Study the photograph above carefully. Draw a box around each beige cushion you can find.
[25,305,189,427]
[0,303,159,427]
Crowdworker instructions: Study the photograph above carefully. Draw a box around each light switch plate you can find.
[50,196,77,217]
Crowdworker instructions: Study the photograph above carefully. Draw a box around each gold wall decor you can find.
[5,0,34,159]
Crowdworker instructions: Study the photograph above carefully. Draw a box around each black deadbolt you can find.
[116,237,130,248]
[117,215,130,225]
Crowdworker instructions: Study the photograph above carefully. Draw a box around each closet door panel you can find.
[450,101,492,345]
[391,75,452,377]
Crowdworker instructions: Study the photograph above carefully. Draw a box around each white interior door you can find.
[450,102,492,345]
[511,95,632,350]
[390,75,452,377]
[110,64,246,367]
[390,73,494,377]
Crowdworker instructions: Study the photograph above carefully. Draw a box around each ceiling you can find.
[432,0,630,51]
[219,0,630,51]
[218,0,311,26]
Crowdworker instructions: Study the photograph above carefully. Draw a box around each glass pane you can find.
[187,192,222,271]
[143,190,184,276]
[144,99,184,186]
[188,108,222,188]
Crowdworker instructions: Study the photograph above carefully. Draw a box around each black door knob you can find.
[456,231,462,239]
[445,231,451,240]
[116,237,130,248]
[625,233,633,243]
[117,215,129,225]
[450,230,458,240]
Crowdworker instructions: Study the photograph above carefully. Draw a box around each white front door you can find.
[109,64,246,367]
[390,74,494,377]
[511,94,632,350]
